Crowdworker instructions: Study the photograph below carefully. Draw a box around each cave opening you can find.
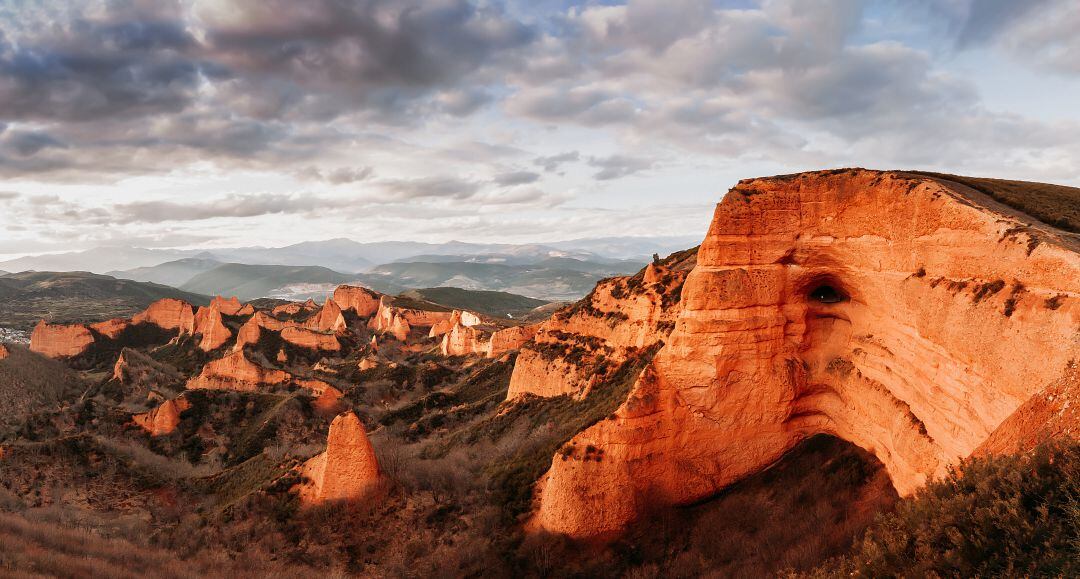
[808,284,846,304]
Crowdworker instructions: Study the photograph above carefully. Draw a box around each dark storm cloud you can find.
[197,0,536,118]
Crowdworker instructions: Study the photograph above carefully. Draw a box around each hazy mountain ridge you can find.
[1,236,696,276]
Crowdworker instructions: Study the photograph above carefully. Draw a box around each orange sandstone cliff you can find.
[186,350,290,391]
[132,396,192,436]
[333,285,381,317]
[506,248,696,399]
[533,169,1080,540]
[133,298,196,333]
[30,321,95,358]
[296,411,381,505]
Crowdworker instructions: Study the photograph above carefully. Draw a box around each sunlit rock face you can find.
[332,285,382,317]
[30,321,95,358]
[535,169,1080,540]
[506,248,695,400]
[133,396,192,436]
[133,299,195,333]
[186,350,290,391]
[296,411,381,505]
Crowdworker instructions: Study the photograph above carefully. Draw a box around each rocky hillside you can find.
[0,169,1076,576]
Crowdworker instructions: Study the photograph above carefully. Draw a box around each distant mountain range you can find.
[0,236,699,276]
[178,264,355,301]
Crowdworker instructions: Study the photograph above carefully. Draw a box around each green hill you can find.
[0,271,210,331]
[400,287,549,319]
[180,263,354,301]
[108,257,224,288]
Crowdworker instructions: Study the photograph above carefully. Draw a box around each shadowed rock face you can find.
[30,321,95,358]
[535,169,1080,540]
[186,350,290,391]
[132,396,192,436]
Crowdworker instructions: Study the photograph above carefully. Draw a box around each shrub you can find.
[808,441,1080,578]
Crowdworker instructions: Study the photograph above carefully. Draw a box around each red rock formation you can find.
[296,411,381,505]
[305,298,347,333]
[333,285,381,317]
[132,396,191,436]
[236,303,255,316]
[133,299,195,333]
[429,309,483,338]
[194,303,232,352]
[234,311,290,351]
[533,169,1080,540]
[30,321,95,358]
[273,301,315,317]
[90,318,130,339]
[186,350,290,391]
[358,357,379,371]
[486,324,538,358]
[369,296,453,340]
[281,326,341,351]
[506,248,695,400]
[440,322,486,356]
[209,296,244,316]
[0,344,8,360]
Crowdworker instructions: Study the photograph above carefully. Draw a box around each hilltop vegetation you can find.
[914,172,1080,233]
[0,271,210,330]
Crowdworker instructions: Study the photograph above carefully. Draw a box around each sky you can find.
[0,0,1078,257]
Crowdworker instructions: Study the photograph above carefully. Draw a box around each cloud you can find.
[111,193,322,223]
[379,175,482,200]
[492,170,540,186]
[533,151,580,172]
[587,154,655,180]
[298,166,375,184]
[0,191,19,201]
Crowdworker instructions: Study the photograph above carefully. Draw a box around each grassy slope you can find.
[0,271,210,330]
[912,171,1080,233]
[0,345,82,433]
[179,263,353,300]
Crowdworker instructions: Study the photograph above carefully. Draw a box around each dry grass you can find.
[914,171,1080,233]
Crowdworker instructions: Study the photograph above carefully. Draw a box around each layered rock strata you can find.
[534,169,1080,540]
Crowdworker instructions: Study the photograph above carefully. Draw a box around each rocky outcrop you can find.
[487,324,538,357]
[208,296,244,316]
[295,411,381,505]
[429,309,482,338]
[133,299,195,333]
[506,248,695,400]
[281,326,341,351]
[440,322,486,356]
[305,298,347,333]
[186,350,290,391]
[369,296,453,340]
[111,348,182,391]
[0,344,8,360]
[333,285,381,317]
[132,396,191,436]
[194,303,232,352]
[89,318,130,339]
[30,321,95,358]
[533,169,1080,540]
[234,311,290,351]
